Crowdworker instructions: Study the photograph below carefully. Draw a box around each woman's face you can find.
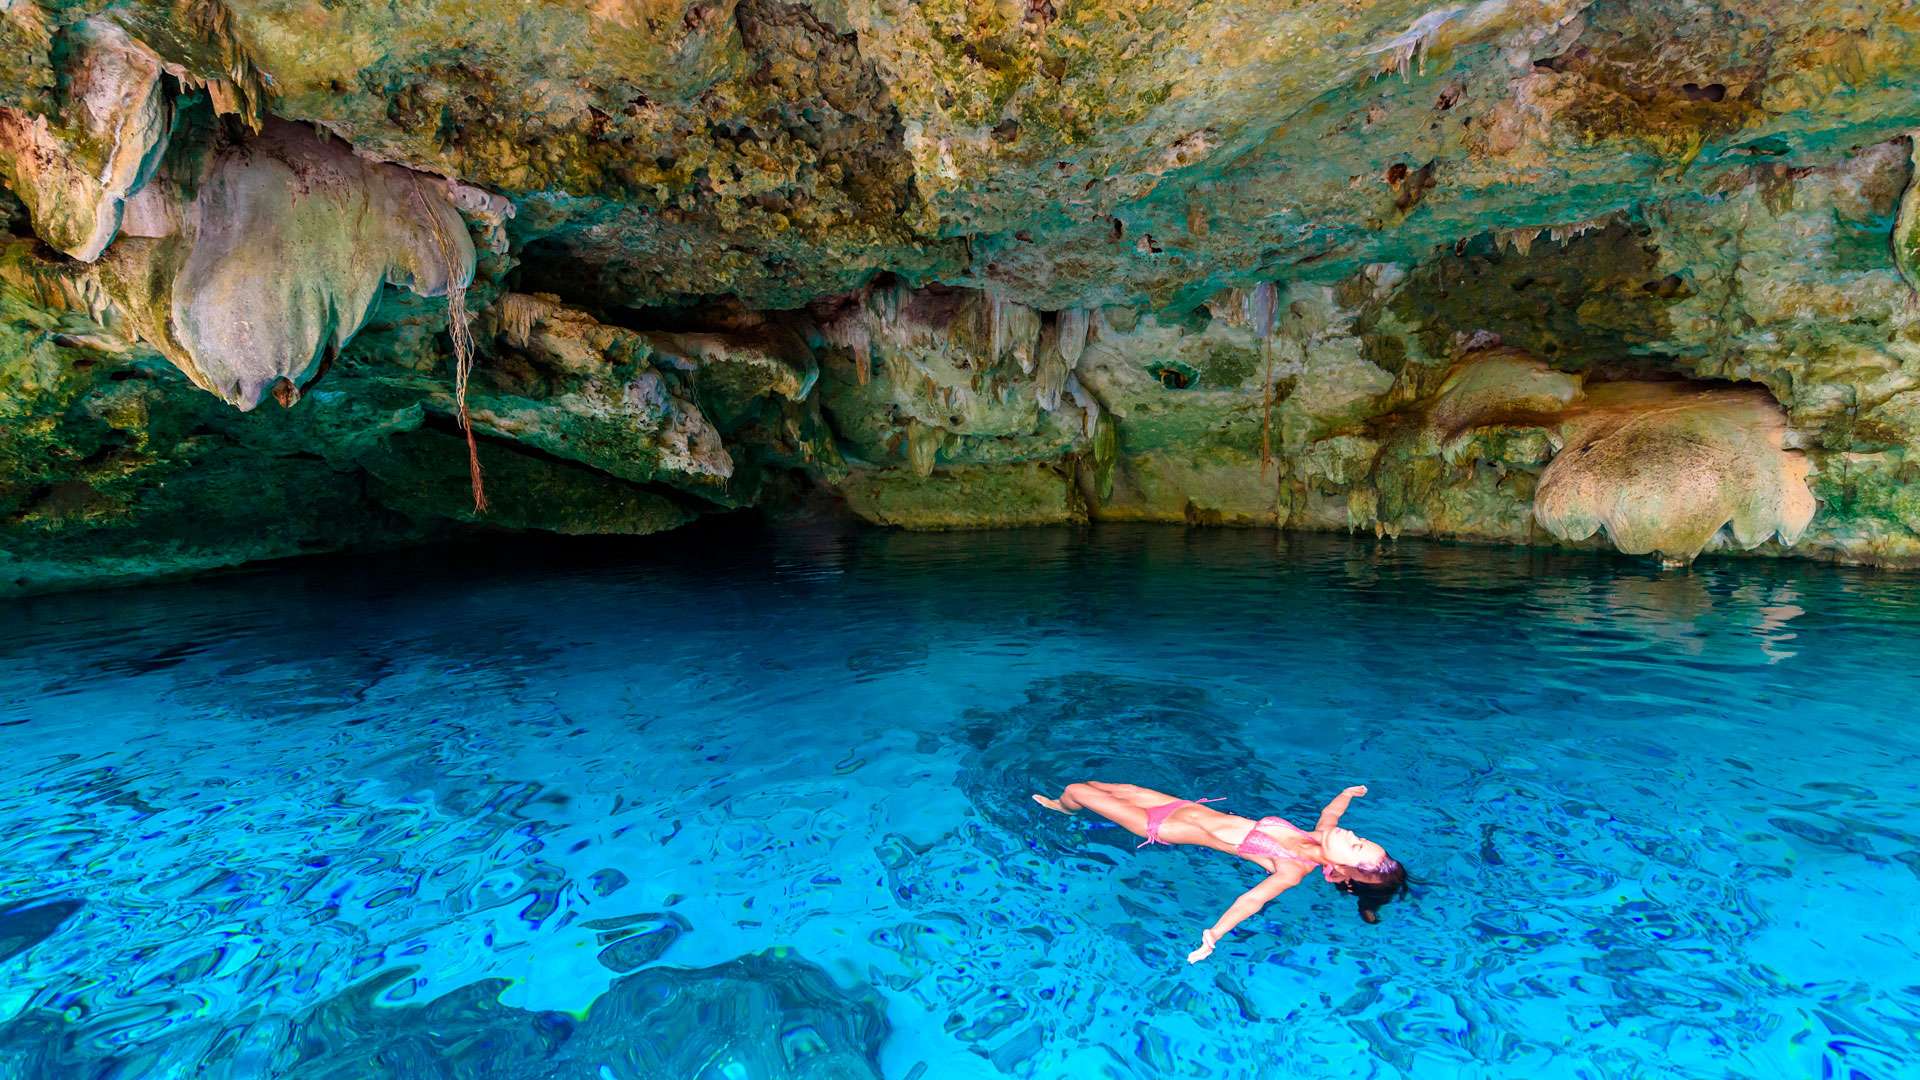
[1321,826,1388,871]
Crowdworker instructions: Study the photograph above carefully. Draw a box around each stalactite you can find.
[170,0,272,130]
[1065,374,1101,438]
[850,322,872,385]
[1546,213,1618,244]
[499,292,542,349]
[873,278,904,335]
[1034,315,1070,413]
[1057,307,1089,367]
[883,348,913,385]
[988,288,1011,361]
[1034,357,1067,411]
[986,294,1041,375]
[1243,282,1278,340]
[821,307,878,385]
[1090,411,1118,501]
[1362,6,1460,80]
[906,421,939,477]
[1495,227,1539,255]
[1244,281,1279,474]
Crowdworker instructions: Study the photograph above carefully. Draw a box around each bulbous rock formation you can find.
[171,121,477,410]
[1535,384,1817,564]
[1424,347,1583,454]
[1,48,484,413]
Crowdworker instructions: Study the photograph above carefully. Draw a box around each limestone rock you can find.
[1893,134,1920,298]
[0,18,168,262]
[1535,383,1816,563]
[172,120,475,410]
[1424,348,1583,448]
[9,1,1920,584]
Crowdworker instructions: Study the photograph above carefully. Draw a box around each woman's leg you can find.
[1083,781,1181,806]
[1031,781,1168,840]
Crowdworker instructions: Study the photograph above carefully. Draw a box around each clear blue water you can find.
[2,524,1918,1079]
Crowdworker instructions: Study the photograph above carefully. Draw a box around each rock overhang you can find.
[4,0,1920,590]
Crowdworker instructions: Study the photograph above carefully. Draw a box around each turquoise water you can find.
[2,525,1918,1079]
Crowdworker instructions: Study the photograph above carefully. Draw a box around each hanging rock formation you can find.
[168,121,477,410]
[0,14,486,414]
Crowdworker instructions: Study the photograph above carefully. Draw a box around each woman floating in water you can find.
[1031,781,1408,963]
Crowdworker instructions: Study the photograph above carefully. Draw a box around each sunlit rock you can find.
[0,18,168,262]
[1535,383,1816,564]
[172,120,476,411]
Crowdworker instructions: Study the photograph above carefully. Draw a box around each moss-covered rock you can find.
[839,461,1080,529]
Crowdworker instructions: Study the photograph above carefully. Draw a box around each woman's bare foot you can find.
[1032,793,1069,813]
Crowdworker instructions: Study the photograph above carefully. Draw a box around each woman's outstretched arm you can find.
[1314,785,1368,832]
[1186,865,1311,963]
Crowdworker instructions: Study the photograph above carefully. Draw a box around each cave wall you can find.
[3,0,1920,591]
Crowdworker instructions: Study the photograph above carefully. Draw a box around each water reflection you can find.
[1743,585,1805,663]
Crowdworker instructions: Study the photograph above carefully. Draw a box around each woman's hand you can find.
[1317,786,1368,831]
[1186,928,1219,964]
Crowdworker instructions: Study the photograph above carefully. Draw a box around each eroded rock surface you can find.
[0,17,169,262]
[1536,383,1815,563]
[5,0,1920,588]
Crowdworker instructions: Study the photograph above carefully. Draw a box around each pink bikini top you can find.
[1235,816,1330,876]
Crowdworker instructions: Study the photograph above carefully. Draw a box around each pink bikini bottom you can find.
[1137,797,1226,847]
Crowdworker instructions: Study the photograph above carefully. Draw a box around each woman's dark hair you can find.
[1335,859,1409,924]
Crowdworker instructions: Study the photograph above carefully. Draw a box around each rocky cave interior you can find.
[5,0,1920,594]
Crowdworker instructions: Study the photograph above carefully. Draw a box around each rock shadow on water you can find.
[952,672,1280,854]
[0,948,888,1079]
[0,897,83,966]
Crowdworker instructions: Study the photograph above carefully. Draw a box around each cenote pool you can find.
[1,525,1917,1079]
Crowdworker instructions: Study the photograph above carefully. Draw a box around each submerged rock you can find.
[0,896,82,966]
[0,947,889,1079]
